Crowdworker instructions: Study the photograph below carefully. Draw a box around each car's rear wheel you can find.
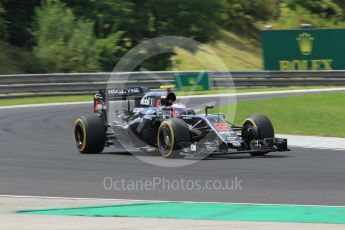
[73,115,106,154]
[157,118,191,159]
[241,114,274,156]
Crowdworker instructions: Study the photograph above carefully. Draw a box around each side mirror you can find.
[205,105,214,116]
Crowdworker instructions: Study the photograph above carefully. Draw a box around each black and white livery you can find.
[73,87,289,158]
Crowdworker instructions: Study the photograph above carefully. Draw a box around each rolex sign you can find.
[261,29,345,70]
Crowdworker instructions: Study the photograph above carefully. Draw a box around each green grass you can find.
[173,30,261,70]
[1,86,342,106]
[176,86,345,96]
[2,90,344,138]
[0,95,92,106]
[214,92,345,137]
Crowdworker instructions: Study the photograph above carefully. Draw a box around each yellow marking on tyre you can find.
[74,118,87,152]
[157,120,175,158]
[242,118,256,127]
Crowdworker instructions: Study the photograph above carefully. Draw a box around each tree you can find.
[2,0,41,47]
[2,0,237,71]
[95,31,125,71]
[225,0,278,37]
[273,0,345,29]
[284,0,342,18]
[32,0,100,72]
[126,0,228,70]
[128,0,227,43]
[0,1,7,40]
[60,0,132,71]
[63,0,228,70]
[62,0,133,38]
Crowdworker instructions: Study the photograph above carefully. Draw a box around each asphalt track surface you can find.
[1,91,345,206]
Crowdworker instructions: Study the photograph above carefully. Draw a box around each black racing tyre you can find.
[73,115,106,154]
[157,118,191,159]
[241,114,274,156]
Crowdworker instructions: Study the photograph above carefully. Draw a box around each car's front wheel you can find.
[241,114,274,156]
[73,115,106,154]
[157,118,191,159]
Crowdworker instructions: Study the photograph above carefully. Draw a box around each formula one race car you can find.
[73,87,289,158]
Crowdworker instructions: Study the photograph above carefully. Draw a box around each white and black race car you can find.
[73,87,289,158]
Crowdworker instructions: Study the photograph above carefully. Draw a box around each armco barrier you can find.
[1,70,345,98]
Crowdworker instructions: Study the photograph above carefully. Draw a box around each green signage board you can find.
[174,72,211,91]
[262,28,345,70]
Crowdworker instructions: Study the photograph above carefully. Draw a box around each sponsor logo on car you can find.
[140,97,153,105]
[107,88,126,95]
[127,87,141,94]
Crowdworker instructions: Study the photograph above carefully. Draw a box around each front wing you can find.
[179,137,289,157]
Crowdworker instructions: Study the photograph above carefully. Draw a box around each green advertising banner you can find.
[174,72,211,91]
[262,28,345,70]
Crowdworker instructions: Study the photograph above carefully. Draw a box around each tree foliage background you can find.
[1,0,345,73]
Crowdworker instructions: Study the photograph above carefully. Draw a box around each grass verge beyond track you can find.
[220,92,345,138]
[1,89,344,138]
[0,86,342,106]
[17,202,345,224]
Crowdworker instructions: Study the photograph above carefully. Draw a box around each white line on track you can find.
[1,194,345,208]
[276,134,345,151]
[1,87,345,110]
[180,87,345,99]
[0,101,91,110]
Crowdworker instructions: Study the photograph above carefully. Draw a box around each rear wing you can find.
[93,87,150,116]
[98,87,150,101]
